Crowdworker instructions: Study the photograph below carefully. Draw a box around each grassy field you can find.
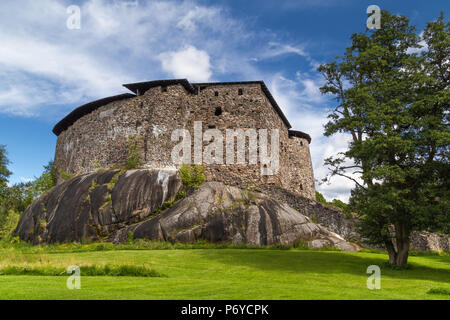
[0,243,449,300]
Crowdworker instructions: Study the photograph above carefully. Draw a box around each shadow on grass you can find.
[198,249,450,282]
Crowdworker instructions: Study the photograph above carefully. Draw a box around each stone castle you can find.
[53,79,316,199]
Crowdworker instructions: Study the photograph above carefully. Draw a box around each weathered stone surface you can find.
[54,82,316,200]
[13,168,446,252]
[260,185,449,252]
[13,169,182,244]
[260,185,359,240]
[110,181,357,251]
[13,169,356,251]
[410,231,450,252]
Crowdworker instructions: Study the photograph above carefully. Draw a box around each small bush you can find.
[127,230,134,244]
[294,238,310,250]
[179,164,206,189]
[59,171,74,181]
[427,288,450,295]
[126,136,140,169]
[175,190,186,200]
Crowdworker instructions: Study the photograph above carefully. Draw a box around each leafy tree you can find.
[34,161,57,196]
[329,199,349,213]
[0,145,13,238]
[318,11,449,266]
[315,191,351,216]
[0,145,11,198]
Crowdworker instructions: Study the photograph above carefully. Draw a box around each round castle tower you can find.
[53,79,316,199]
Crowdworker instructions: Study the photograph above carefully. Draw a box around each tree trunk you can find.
[384,222,411,267]
[385,223,410,267]
[384,240,397,265]
[395,238,410,266]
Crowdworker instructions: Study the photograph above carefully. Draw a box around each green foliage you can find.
[0,248,448,299]
[59,170,74,181]
[0,145,11,192]
[315,191,327,204]
[152,199,175,215]
[427,288,450,296]
[108,169,126,191]
[294,238,310,250]
[34,161,57,194]
[175,190,186,200]
[0,209,20,239]
[0,147,55,237]
[315,191,352,218]
[125,136,140,170]
[127,230,134,244]
[179,164,206,190]
[318,11,450,266]
[0,264,162,277]
[104,194,112,204]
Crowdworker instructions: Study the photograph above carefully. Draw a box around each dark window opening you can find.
[161,86,167,92]
[208,124,216,129]
[215,107,222,116]
[214,91,219,96]
[238,88,243,95]
[300,184,303,190]
[300,141,303,146]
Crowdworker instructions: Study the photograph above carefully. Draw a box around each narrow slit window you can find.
[214,91,219,96]
[238,88,243,95]
[215,107,222,116]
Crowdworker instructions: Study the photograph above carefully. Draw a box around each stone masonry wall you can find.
[54,83,316,199]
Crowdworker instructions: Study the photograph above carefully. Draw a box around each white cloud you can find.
[176,6,222,32]
[407,32,428,54]
[0,0,250,117]
[262,42,308,58]
[19,177,34,183]
[158,46,212,82]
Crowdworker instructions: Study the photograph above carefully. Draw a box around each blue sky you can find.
[0,0,447,200]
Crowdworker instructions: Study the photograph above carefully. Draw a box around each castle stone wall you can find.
[54,82,315,199]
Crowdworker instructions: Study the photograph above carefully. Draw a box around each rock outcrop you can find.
[13,169,357,251]
[260,185,358,240]
[110,181,357,251]
[13,169,181,244]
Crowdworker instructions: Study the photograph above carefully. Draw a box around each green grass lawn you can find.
[0,246,449,299]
